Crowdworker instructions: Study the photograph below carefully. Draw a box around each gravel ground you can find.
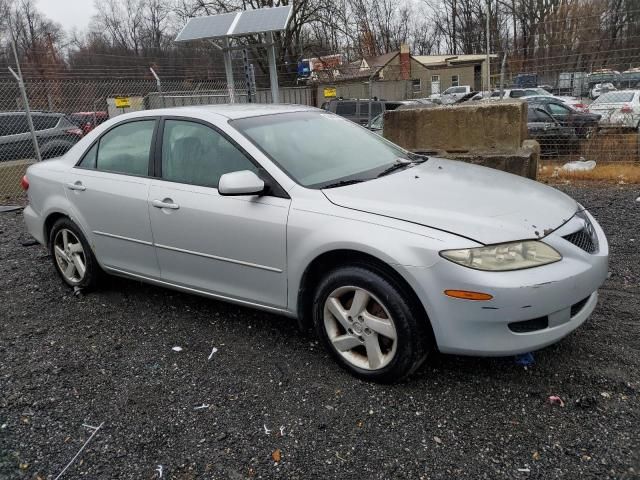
[0,183,638,480]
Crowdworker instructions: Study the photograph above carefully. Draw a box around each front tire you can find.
[312,265,431,383]
[49,217,100,289]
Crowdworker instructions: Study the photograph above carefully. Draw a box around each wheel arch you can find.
[43,211,71,246]
[296,249,435,342]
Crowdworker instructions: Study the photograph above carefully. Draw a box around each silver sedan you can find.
[22,105,608,382]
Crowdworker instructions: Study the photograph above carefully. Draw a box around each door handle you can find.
[66,181,86,191]
[152,199,180,210]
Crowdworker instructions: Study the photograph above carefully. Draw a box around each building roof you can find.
[413,54,498,67]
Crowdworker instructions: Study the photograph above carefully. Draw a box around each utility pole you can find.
[485,0,491,92]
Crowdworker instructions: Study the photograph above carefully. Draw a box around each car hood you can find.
[322,158,577,244]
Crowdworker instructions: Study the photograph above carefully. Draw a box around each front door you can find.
[148,118,290,308]
[431,75,441,95]
[67,119,160,278]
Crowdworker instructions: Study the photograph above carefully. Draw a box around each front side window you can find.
[335,102,356,115]
[161,120,257,188]
[548,103,571,115]
[96,120,155,176]
[233,111,411,188]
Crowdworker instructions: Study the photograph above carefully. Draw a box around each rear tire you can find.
[49,217,100,290]
[312,265,432,383]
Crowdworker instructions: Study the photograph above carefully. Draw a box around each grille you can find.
[570,296,590,317]
[563,228,597,253]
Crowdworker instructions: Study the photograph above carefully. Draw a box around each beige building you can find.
[315,46,497,104]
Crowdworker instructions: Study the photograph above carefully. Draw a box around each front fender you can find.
[286,200,477,315]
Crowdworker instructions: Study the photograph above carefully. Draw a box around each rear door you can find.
[148,117,290,308]
[67,118,160,278]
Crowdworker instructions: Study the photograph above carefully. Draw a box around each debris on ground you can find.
[271,448,282,463]
[20,238,38,247]
[207,347,218,361]
[547,395,565,407]
[562,159,596,172]
[514,352,535,366]
[434,436,443,444]
[73,286,83,297]
[53,422,104,480]
[171,346,183,352]
[0,206,22,213]
[263,424,271,435]
[155,465,163,478]
[193,404,209,410]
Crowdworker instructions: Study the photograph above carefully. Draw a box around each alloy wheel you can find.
[53,228,87,284]
[323,286,398,370]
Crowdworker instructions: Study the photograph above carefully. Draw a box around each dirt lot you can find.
[0,183,638,480]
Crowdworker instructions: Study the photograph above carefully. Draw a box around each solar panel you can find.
[175,12,238,42]
[231,5,292,37]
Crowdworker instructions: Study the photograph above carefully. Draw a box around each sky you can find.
[36,0,97,33]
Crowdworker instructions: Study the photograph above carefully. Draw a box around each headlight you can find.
[440,241,562,271]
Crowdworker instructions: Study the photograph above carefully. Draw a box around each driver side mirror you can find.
[218,170,265,196]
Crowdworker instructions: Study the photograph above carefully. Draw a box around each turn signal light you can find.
[620,104,632,113]
[444,290,493,301]
[20,175,29,191]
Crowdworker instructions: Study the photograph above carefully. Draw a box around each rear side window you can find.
[0,114,29,135]
[335,102,356,115]
[78,143,98,169]
[32,115,60,131]
[95,120,155,176]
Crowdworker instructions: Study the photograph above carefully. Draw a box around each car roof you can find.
[112,104,318,121]
[0,111,64,116]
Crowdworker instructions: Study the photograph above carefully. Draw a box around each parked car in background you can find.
[553,96,591,112]
[0,112,83,161]
[22,104,608,382]
[322,99,411,125]
[589,82,616,100]
[491,88,553,99]
[369,101,439,135]
[620,68,640,89]
[69,111,109,135]
[587,90,640,129]
[525,97,600,137]
[527,106,578,155]
[439,85,472,103]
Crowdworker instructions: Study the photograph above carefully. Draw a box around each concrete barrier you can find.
[383,101,538,179]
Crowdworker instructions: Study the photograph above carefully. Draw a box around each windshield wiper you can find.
[407,152,429,163]
[321,179,367,189]
[377,159,413,178]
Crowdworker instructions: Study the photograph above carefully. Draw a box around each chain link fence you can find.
[0,76,314,205]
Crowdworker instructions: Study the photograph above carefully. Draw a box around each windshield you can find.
[232,111,411,188]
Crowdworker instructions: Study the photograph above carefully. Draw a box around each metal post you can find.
[267,32,280,103]
[499,53,507,99]
[485,0,491,93]
[249,64,257,100]
[368,72,374,128]
[149,67,164,108]
[242,49,252,103]
[9,38,41,162]
[222,38,235,103]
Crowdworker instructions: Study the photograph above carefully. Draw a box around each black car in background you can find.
[527,107,578,155]
[0,112,83,161]
[322,99,414,125]
[525,97,601,137]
